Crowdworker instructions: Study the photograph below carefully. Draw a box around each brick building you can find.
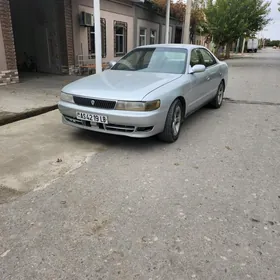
[0,0,18,85]
[0,0,184,86]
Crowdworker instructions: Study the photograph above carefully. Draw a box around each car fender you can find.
[142,76,191,116]
[219,62,229,87]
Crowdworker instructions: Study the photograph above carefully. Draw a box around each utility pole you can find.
[241,37,246,54]
[93,0,102,74]
[182,0,192,44]
[235,38,240,53]
[262,29,268,49]
[165,0,171,43]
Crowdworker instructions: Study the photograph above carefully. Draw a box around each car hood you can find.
[62,70,182,101]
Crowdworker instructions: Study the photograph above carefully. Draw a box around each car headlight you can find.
[115,100,160,111]
[60,92,74,103]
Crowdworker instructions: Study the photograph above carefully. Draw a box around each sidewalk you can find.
[0,73,79,125]
[217,52,255,61]
[230,52,255,59]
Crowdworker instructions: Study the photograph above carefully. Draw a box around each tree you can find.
[245,0,271,36]
[190,0,208,44]
[151,0,185,20]
[151,0,208,43]
[205,0,271,58]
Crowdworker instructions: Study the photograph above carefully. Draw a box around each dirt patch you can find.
[0,111,18,122]
[0,105,57,126]
[0,184,26,204]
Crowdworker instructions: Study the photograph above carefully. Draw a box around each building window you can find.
[150,30,157,44]
[114,21,127,57]
[139,28,147,46]
[88,18,106,58]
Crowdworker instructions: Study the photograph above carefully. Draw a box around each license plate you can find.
[76,112,108,124]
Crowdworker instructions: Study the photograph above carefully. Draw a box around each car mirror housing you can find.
[108,60,117,68]
[190,64,206,74]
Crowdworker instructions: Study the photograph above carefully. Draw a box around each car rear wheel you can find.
[157,99,183,143]
[210,81,225,109]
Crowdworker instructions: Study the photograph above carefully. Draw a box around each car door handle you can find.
[206,76,211,81]
[219,72,222,76]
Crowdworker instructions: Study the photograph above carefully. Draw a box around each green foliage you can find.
[190,0,208,38]
[246,0,271,36]
[205,0,271,46]
[264,39,280,47]
[149,0,208,39]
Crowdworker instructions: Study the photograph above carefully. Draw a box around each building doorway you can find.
[9,0,69,76]
[174,27,182,43]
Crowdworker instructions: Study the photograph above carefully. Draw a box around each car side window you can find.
[190,49,203,67]
[142,50,154,66]
[199,49,217,67]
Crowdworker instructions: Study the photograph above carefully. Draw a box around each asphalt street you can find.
[1,48,280,280]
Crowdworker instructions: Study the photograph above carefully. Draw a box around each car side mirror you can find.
[108,60,116,68]
[190,64,206,74]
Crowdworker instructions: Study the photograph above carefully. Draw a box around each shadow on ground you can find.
[67,105,222,152]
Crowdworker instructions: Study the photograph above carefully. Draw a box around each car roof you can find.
[136,43,206,51]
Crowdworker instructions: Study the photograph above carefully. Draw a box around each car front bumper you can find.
[58,101,167,138]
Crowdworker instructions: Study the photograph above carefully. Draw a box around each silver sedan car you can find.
[58,44,228,143]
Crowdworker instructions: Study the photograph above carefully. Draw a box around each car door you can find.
[187,48,209,112]
[199,48,221,101]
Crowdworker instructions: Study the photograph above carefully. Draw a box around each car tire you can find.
[157,99,183,143]
[210,81,225,109]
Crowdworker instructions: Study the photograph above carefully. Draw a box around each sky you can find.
[261,0,280,40]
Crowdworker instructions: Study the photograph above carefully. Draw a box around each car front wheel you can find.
[157,99,183,143]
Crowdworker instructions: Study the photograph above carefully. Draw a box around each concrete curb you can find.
[0,105,58,126]
[224,98,280,106]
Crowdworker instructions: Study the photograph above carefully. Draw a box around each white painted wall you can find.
[161,25,173,43]
[136,19,159,46]
[195,35,207,46]
[74,2,134,62]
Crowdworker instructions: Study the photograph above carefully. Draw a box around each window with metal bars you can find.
[139,28,147,46]
[114,21,127,57]
[88,18,107,58]
[150,29,157,44]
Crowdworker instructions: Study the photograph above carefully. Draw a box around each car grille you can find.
[63,116,153,134]
[73,96,116,110]
[105,123,135,133]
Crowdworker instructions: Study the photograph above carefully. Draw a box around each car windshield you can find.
[111,47,188,74]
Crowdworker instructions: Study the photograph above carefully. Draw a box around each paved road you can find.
[1,49,280,280]
[0,110,105,195]
[226,49,280,104]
